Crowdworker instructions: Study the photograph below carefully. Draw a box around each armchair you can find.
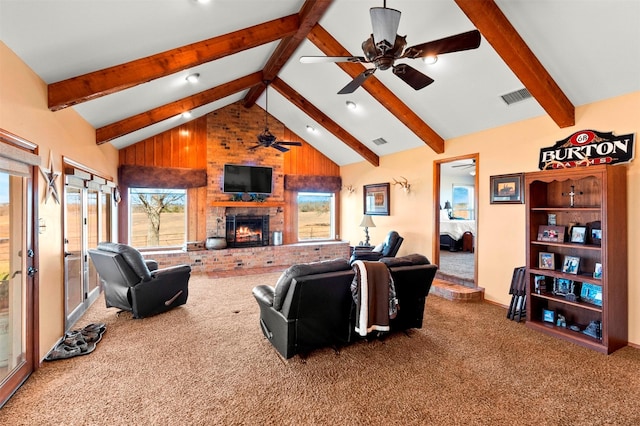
[88,242,190,318]
[350,230,404,263]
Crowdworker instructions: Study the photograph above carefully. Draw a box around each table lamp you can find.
[359,215,376,246]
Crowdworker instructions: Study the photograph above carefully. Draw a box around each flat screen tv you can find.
[223,164,273,194]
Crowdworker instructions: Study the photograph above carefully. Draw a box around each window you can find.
[452,184,475,220]
[129,188,186,248]
[297,192,335,241]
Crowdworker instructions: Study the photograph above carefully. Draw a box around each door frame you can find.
[433,153,479,285]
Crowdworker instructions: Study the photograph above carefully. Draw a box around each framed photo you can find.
[534,275,547,294]
[489,173,524,204]
[562,255,580,275]
[553,278,574,296]
[570,225,587,244]
[580,283,603,306]
[537,225,566,242]
[588,221,602,246]
[542,309,555,323]
[593,263,602,279]
[539,252,555,270]
[548,214,557,226]
[363,183,390,216]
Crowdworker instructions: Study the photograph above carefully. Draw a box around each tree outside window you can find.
[129,188,186,248]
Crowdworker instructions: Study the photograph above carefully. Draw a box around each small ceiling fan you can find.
[249,81,302,152]
[451,159,476,170]
[299,1,481,94]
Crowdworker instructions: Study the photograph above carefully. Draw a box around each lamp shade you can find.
[370,7,401,50]
[359,215,376,228]
[444,201,452,210]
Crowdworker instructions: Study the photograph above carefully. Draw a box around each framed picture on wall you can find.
[363,183,390,216]
[489,173,525,204]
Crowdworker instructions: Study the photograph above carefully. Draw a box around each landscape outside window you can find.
[297,192,334,241]
[129,188,186,248]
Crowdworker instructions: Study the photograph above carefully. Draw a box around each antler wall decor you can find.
[392,176,411,194]
[342,184,356,195]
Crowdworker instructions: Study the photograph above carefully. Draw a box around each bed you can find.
[440,212,476,252]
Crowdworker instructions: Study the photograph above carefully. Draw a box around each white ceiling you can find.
[1,0,639,166]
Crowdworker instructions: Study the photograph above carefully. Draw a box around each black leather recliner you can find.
[350,230,404,263]
[252,258,355,359]
[88,242,190,318]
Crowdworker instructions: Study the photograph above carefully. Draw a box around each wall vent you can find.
[500,88,532,105]
[372,137,388,146]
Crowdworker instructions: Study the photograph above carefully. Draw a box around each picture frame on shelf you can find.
[539,252,556,270]
[588,220,602,246]
[570,225,587,244]
[489,173,524,204]
[534,275,547,294]
[542,309,555,323]
[593,263,603,279]
[553,278,574,297]
[580,283,603,307]
[537,225,566,242]
[547,214,557,226]
[562,255,580,275]
[363,183,390,216]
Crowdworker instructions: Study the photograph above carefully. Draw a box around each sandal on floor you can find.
[45,344,81,361]
[82,323,106,334]
[63,331,89,353]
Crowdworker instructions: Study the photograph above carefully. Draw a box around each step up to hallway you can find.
[430,278,484,302]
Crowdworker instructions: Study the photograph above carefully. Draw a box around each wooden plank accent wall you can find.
[117,101,340,245]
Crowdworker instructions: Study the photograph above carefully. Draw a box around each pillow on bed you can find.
[440,210,450,221]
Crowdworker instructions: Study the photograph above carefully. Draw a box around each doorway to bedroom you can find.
[434,154,478,288]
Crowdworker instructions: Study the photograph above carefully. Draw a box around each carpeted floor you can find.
[2,273,639,425]
[437,250,475,284]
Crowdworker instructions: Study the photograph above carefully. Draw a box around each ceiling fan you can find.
[452,159,476,169]
[249,81,302,152]
[299,1,481,94]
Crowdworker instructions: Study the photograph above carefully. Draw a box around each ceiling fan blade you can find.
[271,144,289,153]
[277,141,302,146]
[337,68,376,94]
[403,30,481,59]
[392,63,434,90]
[300,56,367,64]
[247,144,262,150]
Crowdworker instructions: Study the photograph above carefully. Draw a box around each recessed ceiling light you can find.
[194,0,210,4]
[346,100,357,110]
[182,111,192,119]
[422,55,438,65]
[185,73,200,83]
[306,125,316,133]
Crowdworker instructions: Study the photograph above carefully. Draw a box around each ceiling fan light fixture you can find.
[346,100,357,110]
[370,7,401,51]
[185,73,200,83]
[306,125,317,133]
[422,55,438,65]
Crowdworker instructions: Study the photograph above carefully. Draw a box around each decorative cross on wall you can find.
[562,185,583,208]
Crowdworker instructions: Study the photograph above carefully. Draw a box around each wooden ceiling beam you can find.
[96,72,263,144]
[48,15,300,111]
[455,0,575,127]
[307,25,445,154]
[271,77,379,167]
[243,0,334,107]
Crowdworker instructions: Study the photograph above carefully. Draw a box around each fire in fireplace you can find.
[226,215,270,247]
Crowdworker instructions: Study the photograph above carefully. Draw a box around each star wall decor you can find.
[40,151,60,204]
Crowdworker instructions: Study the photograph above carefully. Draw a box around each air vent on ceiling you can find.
[500,88,532,105]
[372,137,388,146]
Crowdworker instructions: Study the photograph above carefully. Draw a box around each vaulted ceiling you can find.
[1,0,639,167]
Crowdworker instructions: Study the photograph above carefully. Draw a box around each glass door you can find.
[0,172,33,406]
[64,185,84,327]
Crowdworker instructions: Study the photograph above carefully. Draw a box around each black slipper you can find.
[45,344,81,361]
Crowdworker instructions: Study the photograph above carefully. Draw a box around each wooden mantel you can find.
[210,201,285,208]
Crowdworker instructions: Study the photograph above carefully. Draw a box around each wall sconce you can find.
[342,184,356,195]
[392,176,411,194]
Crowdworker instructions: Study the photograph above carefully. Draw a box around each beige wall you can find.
[0,42,119,360]
[340,91,640,346]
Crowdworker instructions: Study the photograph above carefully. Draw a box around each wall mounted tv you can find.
[223,164,273,194]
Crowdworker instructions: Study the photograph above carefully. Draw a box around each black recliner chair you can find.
[88,242,190,318]
[350,230,404,263]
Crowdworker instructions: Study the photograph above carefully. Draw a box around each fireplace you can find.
[226,215,270,248]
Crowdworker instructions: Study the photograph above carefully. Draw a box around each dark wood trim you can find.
[48,15,300,111]
[284,174,341,192]
[119,165,207,189]
[271,77,380,167]
[454,0,575,127]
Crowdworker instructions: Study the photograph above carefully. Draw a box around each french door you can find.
[64,176,111,329]
[0,131,37,407]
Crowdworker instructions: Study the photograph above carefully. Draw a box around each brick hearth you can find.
[144,241,351,275]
